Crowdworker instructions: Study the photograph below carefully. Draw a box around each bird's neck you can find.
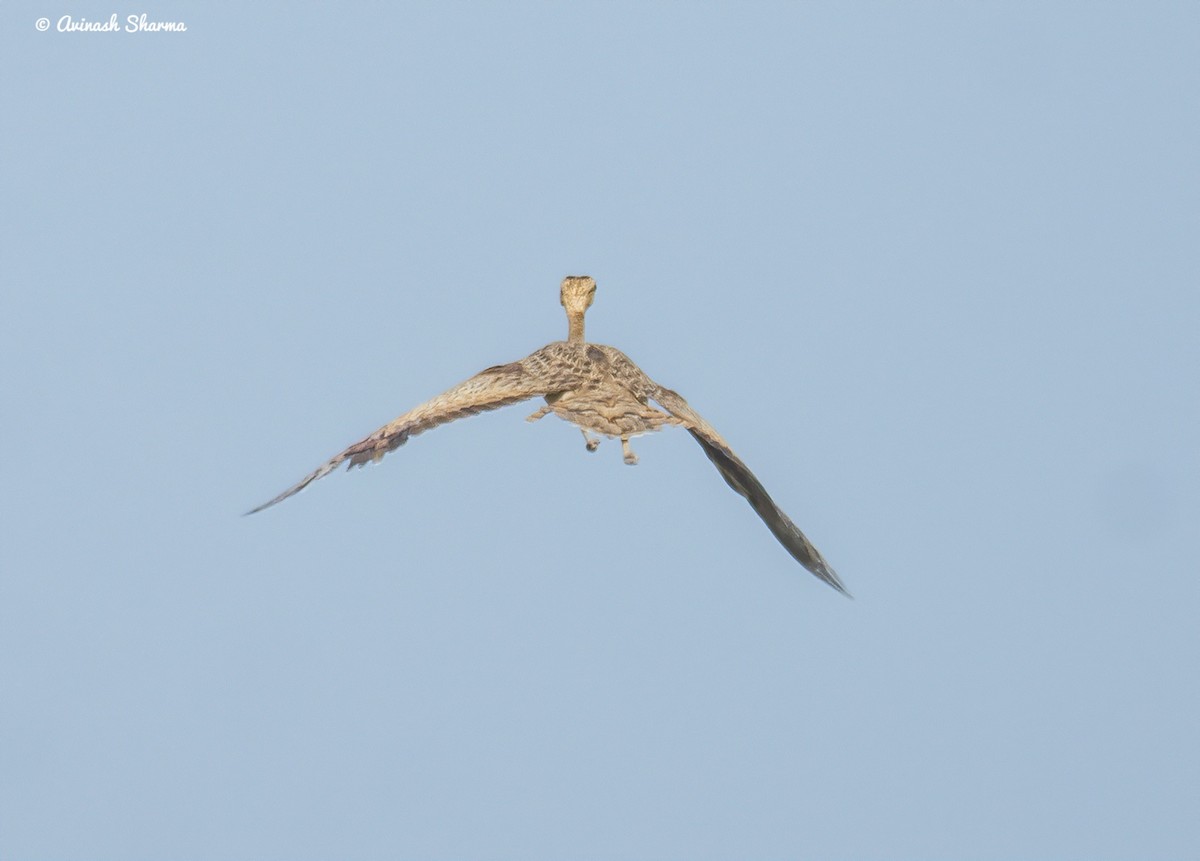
[567,312,586,343]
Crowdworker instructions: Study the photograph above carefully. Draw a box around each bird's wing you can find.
[246,350,579,514]
[652,386,849,596]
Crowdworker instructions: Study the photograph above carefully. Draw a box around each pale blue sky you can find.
[2,3,1197,859]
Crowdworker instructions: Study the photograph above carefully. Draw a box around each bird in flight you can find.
[248,276,848,595]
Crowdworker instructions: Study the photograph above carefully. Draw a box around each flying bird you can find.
[248,276,848,595]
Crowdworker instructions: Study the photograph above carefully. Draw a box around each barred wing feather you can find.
[246,354,578,515]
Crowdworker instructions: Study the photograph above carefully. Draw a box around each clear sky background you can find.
[2,3,1197,859]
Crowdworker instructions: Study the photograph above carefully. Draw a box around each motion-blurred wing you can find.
[246,355,577,515]
[653,387,849,596]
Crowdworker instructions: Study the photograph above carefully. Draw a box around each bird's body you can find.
[249,276,848,596]
[528,342,685,444]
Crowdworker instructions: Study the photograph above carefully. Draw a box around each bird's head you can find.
[560,275,597,317]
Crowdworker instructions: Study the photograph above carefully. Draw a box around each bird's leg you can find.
[580,428,600,452]
[525,405,552,423]
[621,436,638,465]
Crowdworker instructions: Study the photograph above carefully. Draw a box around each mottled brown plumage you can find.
[248,275,848,596]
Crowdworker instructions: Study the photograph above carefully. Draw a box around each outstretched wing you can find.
[652,386,850,596]
[246,350,579,515]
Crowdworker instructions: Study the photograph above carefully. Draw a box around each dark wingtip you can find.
[816,565,853,599]
[242,486,301,516]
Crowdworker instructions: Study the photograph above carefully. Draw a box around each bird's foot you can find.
[526,406,551,423]
[621,438,638,466]
[578,428,600,452]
